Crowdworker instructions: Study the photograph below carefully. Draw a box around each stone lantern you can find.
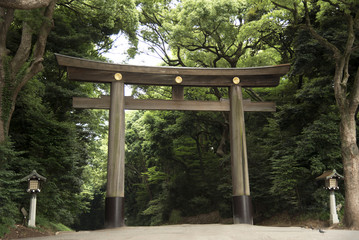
[316,169,343,225]
[21,170,46,227]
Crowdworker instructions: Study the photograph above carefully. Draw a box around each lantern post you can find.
[21,170,46,228]
[316,169,343,225]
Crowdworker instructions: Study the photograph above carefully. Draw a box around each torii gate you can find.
[56,54,289,228]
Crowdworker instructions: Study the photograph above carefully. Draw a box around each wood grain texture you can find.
[56,54,290,87]
[106,82,125,198]
[172,86,184,100]
[73,96,276,112]
[230,86,250,196]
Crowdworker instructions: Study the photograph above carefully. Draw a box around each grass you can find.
[36,216,73,232]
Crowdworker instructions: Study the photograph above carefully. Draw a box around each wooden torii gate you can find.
[56,54,289,228]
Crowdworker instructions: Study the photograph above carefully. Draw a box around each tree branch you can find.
[14,0,55,90]
[57,3,81,15]
[349,66,359,113]
[271,1,298,23]
[195,59,209,67]
[341,13,355,87]
[303,0,341,60]
[178,43,218,55]
[0,0,52,10]
[28,0,56,71]
[354,9,359,31]
[175,47,186,67]
[321,0,341,8]
[0,8,14,54]
[245,88,264,102]
[11,22,33,75]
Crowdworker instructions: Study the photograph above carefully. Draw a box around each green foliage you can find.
[168,209,182,224]
[125,82,233,225]
[0,142,25,237]
[139,0,290,67]
[256,74,343,215]
[36,216,73,232]
[14,8,48,32]
[8,77,82,226]
[1,0,356,231]
[49,0,138,56]
[1,56,14,131]
[0,173,21,237]
[142,190,169,226]
[128,0,341,224]
[0,0,139,233]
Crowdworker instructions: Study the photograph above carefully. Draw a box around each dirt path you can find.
[18,224,359,240]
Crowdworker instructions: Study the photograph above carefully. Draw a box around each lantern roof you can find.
[316,169,344,181]
[21,170,47,182]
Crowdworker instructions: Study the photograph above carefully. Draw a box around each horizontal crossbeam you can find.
[73,96,276,112]
[56,54,290,87]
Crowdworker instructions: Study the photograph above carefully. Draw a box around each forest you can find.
[0,0,359,236]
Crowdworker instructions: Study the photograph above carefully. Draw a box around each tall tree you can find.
[139,0,287,68]
[0,0,138,233]
[269,0,359,228]
[137,0,291,164]
[0,0,56,142]
[0,0,138,143]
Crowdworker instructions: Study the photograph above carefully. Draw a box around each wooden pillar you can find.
[172,86,184,100]
[229,85,253,224]
[105,81,126,228]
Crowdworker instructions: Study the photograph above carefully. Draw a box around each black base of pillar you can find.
[233,195,253,224]
[105,197,125,228]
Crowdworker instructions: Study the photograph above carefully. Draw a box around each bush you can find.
[169,210,182,224]
[37,216,73,232]
[0,142,25,237]
[188,196,211,215]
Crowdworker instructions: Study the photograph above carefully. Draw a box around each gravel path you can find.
[20,224,359,240]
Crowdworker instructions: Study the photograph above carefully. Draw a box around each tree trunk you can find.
[334,58,359,229]
[334,61,359,229]
[0,112,5,142]
[0,8,13,143]
[0,1,56,143]
[0,0,52,10]
[0,69,5,142]
[302,2,359,228]
[340,111,359,228]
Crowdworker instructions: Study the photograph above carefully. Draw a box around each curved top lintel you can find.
[55,54,290,87]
